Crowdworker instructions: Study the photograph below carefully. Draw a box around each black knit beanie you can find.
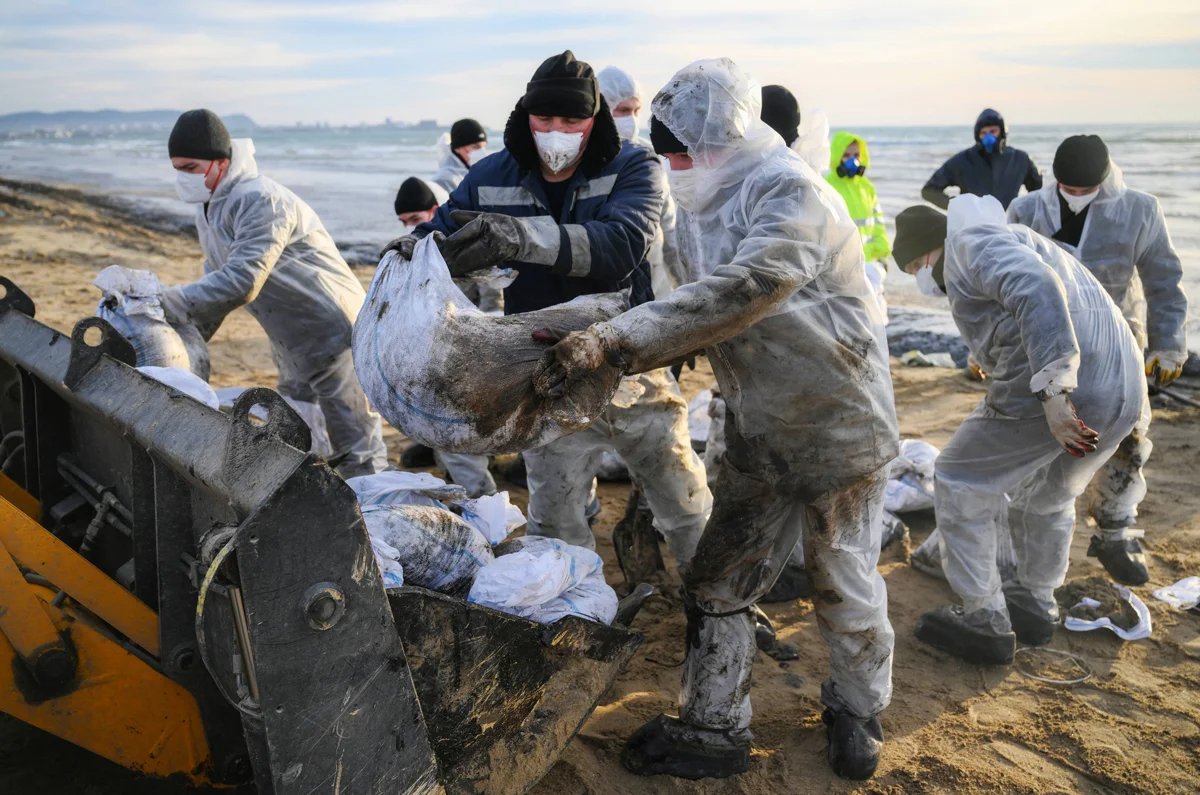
[450,118,487,149]
[1053,135,1111,187]
[649,116,686,155]
[893,205,948,269]
[168,109,231,160]
[394,177,438,216]
[761,85,801,146]
[520,50,600,118]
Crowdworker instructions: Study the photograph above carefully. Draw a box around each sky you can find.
[2,0,1198,128]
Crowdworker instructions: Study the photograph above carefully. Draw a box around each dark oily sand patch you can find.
[1056,576,1139,630]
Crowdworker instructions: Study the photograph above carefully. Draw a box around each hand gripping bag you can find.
[353,239,627,455]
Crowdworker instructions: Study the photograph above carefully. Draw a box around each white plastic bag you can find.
[1152,576,1200,610]
[137,366,220,410]
[1064,584,1152,641]
[353,242,627,455]
[687,388,714,443]
[94,265,210,379]
[468,536,617,624]
[362,504,493,594]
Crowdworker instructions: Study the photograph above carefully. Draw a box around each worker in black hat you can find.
[922,108,1043,209]
[385,51,711,575]
[163,109,388,477]
[432,118,489,192]
[1008,134,1188,586]
[393,177,447,231]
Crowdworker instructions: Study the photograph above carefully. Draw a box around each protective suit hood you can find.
[829,130,870,173]
[598,65,641,109]
[947,193,1007,237]
[211,138,258,201]
[973,108,1007,141]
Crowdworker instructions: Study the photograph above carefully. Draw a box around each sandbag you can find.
[94,265,211,380]
[353,240,627,455]
[362,504,493,595]
[348,470,524,545]
[469,536,617,625]
[137,366,220,410]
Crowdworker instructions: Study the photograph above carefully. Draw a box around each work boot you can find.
[760,560,813,603]
[914,605,1015,665]
[1003,584,1057,646]
[1087,534,1149,586]
[500,453,527,488]
[621,714,751,780]
[823,708,883,780]
[400,442,435,468]
[909,537,946,580]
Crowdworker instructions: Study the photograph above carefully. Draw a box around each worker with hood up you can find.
[1008,134,1188,585]
[431,118,489,193]
[163,109,388,478]
[598,64,686,296]
[827,130,891,318]
[922,108,1042,209]
[893,196,1148,664]
[389,51,711,575]
[532,58,900,781]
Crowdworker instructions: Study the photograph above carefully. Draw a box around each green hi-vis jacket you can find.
[826,131,892,264]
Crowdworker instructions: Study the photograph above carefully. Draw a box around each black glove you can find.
[441,211,533,277]
[378,232,444,262]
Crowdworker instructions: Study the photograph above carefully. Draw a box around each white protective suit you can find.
[599,65,687,297]
[604,59,899,726]
[1007,165,1186,539]
[432,133,470,193]
[935,195,1149,625]
[167,139,388,477]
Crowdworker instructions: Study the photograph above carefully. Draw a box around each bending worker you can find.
[1008,134,1188,585]
[163,109,387,477]
[390,51,711,569]
[922,108,1042,209]
[534,59,899,782]
[892,196,1148,664]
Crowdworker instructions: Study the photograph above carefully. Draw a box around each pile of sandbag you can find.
[878,439,939,549]
[349,471,618,624]
[352,240,627,455]
[94,265,210,380]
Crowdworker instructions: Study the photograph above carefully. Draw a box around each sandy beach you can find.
[1,176,1198,794]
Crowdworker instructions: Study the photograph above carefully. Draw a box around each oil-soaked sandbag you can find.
[362,503,494,595]
[353,239,627,455]
[94,265,210,380]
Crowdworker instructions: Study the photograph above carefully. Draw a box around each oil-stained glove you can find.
[1145,350,1186,387]
[441,210,558,277]
[378,232,445,262]
[532,322,625,399]
[159,285,191,324]
[1040,392,1099,458]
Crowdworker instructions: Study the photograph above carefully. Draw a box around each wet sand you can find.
[2,177,1198,794]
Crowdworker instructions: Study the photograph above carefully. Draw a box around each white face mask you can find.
[667,168,698,212]
[613,115,639,141]
[175,170,213,203]
[1059,186,1099,215]
[466,146,489,166]
[533,130,585,174]
[915,264,945,299]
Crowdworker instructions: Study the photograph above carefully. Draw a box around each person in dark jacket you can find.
[386,50,711,571]
[922,108,1042,209]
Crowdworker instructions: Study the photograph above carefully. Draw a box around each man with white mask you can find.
[531,58,899,781]
[1008,134,1188,585]
[892,195,1148,663]
[389,51,711,573]
[162,109,388,477]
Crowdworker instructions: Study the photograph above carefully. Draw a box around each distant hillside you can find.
[0,109,257,134]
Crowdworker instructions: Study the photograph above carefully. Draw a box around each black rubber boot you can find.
[823,708,883,780]
[399,442,435,468]
[760,560,813,603]
[914,605,1015,665]
[621,714,751,780]
[1003,586,1057,646]
[1087,534,1149,586]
